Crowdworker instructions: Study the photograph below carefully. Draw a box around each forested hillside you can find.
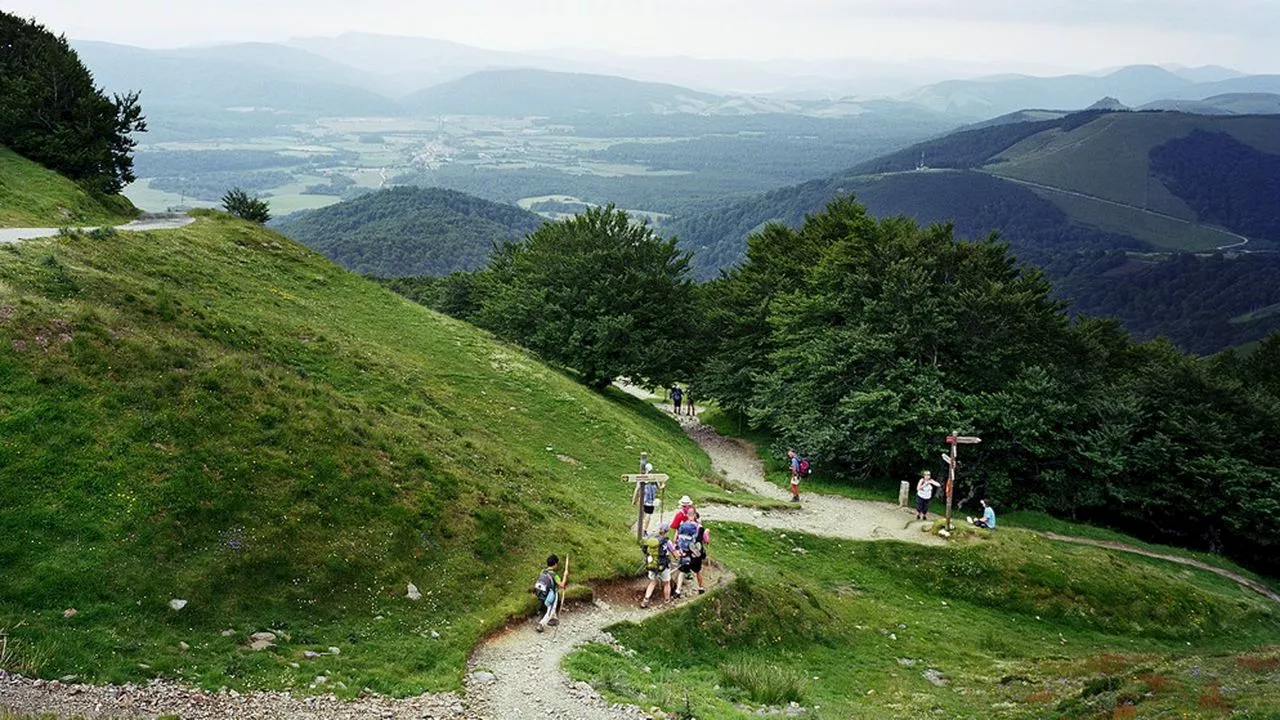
[669,109,1280,353]
[273,187,544,276]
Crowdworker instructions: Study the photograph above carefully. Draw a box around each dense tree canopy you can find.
[0,12,146,194]
[693,197,1280,576]
[475,205,696,389]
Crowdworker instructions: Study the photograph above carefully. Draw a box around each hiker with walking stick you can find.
[533,554,568,633]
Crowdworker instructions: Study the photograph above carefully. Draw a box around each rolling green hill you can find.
[272,187,545,277]
[0,147,138,227]
[0,210,734,693]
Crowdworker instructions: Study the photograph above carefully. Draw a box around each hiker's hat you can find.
[679,496,693,507]
[644,463,654,473]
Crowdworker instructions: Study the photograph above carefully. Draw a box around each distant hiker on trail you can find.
[670,384,683,414]
[968,499,997,529]
[788,449,802,502]
[533,554,566,633]
[669,495,697,529]
[640,528,676,608]
[631,463,661,534]
[916,471,942,521]
[675,515,710,597]
[684,385,696,416]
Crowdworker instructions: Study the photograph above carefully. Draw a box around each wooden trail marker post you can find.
[944,433,981,530]
[625,452,669,543]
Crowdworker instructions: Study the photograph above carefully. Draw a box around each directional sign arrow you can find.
[953,436,982,444]
[941,453,953,465]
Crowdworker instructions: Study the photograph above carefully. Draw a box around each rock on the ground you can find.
[407,583,422,601]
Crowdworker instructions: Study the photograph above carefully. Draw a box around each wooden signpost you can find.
[944,433,981,530]
[627,468,675,540]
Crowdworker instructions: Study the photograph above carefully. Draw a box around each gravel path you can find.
[669,410,943,547]
[0,213,194,244]
[463,575,731,720]
[0,671,464,719]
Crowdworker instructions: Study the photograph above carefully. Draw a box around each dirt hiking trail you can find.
[671,411,944,547]
[464,574,731,720]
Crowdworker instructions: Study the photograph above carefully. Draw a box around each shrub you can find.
[221,186,271,224]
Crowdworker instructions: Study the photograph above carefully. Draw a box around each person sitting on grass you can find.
[640,528,676,608]
[534,554,566,633]
[967,499,997,529]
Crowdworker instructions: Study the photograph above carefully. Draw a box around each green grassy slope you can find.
[0,211,737,694]
[0,148,138,227]
[568,525,1280,719]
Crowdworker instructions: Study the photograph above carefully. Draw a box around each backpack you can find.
[643,535,670,570]
[676,521,700,554]
[799,458,812,477]
[533,569,555,602]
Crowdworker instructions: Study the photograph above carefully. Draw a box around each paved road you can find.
[0,213,194,244]
[984,171,1251,252]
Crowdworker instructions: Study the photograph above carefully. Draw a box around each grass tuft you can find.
[718,658,806,705]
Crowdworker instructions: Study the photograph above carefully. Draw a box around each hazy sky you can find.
[9,0,1280,72]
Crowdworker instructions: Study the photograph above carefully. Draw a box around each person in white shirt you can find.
[915,471,941,521]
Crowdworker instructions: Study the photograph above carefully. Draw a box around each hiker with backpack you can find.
[674,513,710,597]
[640,528,677,608]
[533,554,567,633]
[916,471,942,521]
[631,463,662,535]
[669,384,683,414]
[788,449,803,503]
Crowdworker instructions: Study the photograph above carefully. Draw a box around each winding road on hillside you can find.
[0,213,195,243]
[983,171,1252,252]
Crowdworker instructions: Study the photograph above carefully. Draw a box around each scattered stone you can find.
[168,598,188,611]
[314,676,327,685]
[179,641,190,651]
[62,608,77,618]
[328,646,341,655]
[938,529,951,538]
[250,631,277,643]
[303,650,322,659]
[249,639,274,651]
[897,658,917,666]
[472,671,496,684]
[430,630,440,639]
[791,547,807,555]
[221,629,236,637]
[922,669,948,687]
[407,583,423,601]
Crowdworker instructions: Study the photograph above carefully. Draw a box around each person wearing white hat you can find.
[669,495,696,530]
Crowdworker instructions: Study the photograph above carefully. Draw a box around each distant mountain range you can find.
[74,36,1280,126]
[900,65,1280,118]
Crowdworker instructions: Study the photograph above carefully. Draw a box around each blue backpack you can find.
[677,521,700,553]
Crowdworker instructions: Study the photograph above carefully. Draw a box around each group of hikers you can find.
[532,395,999,631]
[638,495,710,608]
[914,470,996,528]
